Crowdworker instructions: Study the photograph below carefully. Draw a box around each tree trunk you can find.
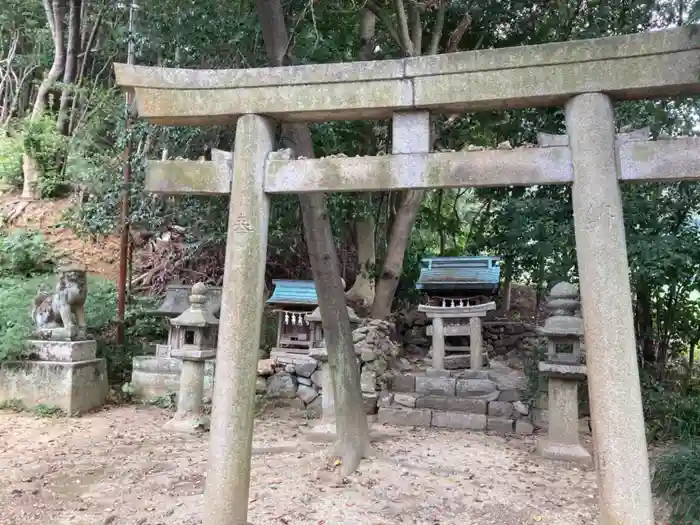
[437,189,446,254]
[502,260,513,312]
[346,207,376,311]
[68,9,103,135]
[22,0,66,200]
[255,0,370,474]
[369,0,450,319]
[635,281,656,366]
[372,189,424,319]
[57,0,81,135]
[346,9,377,312]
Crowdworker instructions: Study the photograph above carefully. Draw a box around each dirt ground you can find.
[0,405,672,525]
[0,195,121,280]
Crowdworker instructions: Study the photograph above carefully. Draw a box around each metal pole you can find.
[117,3,137,345]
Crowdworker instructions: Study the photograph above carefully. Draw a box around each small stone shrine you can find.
[130,284,221,400]
[416,256,500,370]
[537,282,592,466]
[266,279,320,354]
[164,282,219,432]
[0,265,108,414]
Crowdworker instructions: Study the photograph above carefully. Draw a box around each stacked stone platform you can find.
[378,368,534,435]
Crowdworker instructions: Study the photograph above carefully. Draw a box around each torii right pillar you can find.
[566,93,654,524]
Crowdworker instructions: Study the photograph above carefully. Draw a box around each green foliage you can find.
[95,292,167,386]
[0,134,24,188]
[644,373,700,443]
[0,270,164,386]
[0,398,25,412]
[652,441,700,524]
[523,343,548,408]
[32,403,65,417]
[0,398,66,417]
[21,116,70,198]
[2,0,697,406]
[0,230,55,277]
[0,116,70,197]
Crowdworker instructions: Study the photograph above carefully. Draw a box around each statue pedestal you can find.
[33,326,86,342]
[0,339,108,414]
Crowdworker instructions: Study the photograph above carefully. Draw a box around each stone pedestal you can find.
[536,363,591,466]
[164,349,216,433]
[305,356,338,442]
[0,339,107,414]
[305,355,385,443]
[319,361,336,422]
[130,356,215,401]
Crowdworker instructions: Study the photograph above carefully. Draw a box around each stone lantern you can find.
[542,282,584,364]
[164,282,219,432]
[306,305,361,348]
[537,282,591,465]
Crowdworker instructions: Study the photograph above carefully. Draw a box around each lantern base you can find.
[537,439,592,466]
[163,413,210,433]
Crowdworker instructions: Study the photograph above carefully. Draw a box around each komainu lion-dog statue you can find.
[31,264,88,340]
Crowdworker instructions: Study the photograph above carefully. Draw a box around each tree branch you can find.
[394,0,414,55]
[365,1,402,51]
[408,2,422,56]
[42,0,57,41]
[445,11,472,53]
[428,0,446,55]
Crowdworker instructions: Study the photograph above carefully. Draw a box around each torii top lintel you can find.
[114,26,700,126]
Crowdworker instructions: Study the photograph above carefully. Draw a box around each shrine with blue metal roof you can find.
[416,255,501,372]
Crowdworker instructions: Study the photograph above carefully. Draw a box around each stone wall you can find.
[259,319,401,414]
[379,363,533,433]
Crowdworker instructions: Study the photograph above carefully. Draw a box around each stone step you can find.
[388,369,526,404]
[377,406,534,435]
[383,390,527,418]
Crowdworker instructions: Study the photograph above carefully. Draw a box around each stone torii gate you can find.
[115,27,700,525]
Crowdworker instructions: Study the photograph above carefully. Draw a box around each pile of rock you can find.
[256,353,323,413]
[258,318,402,415]
[355,319,402,411]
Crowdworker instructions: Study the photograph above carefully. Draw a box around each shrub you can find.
[0,133,24,188]
[21,115,70,198]
[0,230,55,277]
[97,294,168,385]
[644,374,700,443]
[652,440,700,524]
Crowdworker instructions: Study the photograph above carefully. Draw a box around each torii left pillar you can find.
[203,114,274,525]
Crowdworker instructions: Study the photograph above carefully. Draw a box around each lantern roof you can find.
[171,282,220,328]
[540,282,583,337]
